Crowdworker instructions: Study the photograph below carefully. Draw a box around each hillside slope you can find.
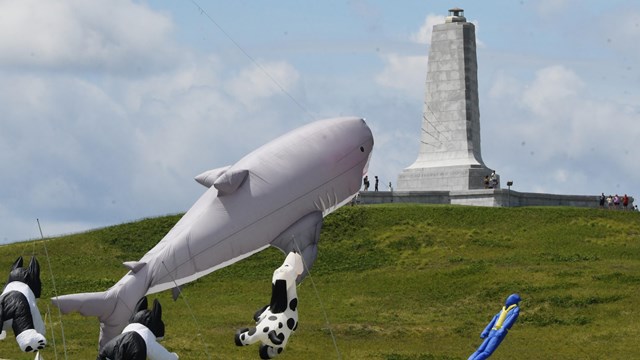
[0,204,639,359]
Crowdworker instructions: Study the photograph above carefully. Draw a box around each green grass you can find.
[1,204,639,359]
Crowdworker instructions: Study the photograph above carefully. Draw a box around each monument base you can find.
[396,164,499,191]
[355,189,632,209]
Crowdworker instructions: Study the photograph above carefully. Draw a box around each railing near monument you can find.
[356,189,635,209]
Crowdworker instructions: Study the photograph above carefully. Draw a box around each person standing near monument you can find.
[599,193,606,208]
[374,176,379,191]
[490,171,498,189]
[363,176,370,191]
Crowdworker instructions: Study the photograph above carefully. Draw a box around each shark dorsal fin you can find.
[194,165,231,188]
[123,261,146,273]
[214,168,249,196]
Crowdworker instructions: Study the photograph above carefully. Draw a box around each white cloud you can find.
[410,14,445,44]
[225,61,301,108]
[375,54,427,95]
[0,0,177,73]
[488,71,523,100]
[504,66,592,159]
[553,168,569,183]
[522,65,584,117]
[485,63,639,195]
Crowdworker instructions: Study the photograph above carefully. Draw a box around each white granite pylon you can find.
[397,8,498,191]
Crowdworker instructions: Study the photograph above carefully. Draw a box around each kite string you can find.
[188,0,317,122]
[291,236,342,360]
[160,261,216,360]
[37,219,68,360]
[44,304,58,360]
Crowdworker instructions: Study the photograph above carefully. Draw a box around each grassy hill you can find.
[0,204,639,359]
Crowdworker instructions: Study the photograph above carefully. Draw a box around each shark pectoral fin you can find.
[270,211,323,282]
[213,168,249,196]
[123,261,146,273]
[194,165,232,188]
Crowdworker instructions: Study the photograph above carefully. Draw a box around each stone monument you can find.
[397,8,498,191]
[359,8,631,209]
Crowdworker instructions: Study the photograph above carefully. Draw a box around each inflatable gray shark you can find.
[52,116,374,348]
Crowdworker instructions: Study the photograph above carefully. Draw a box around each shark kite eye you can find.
[360,146,364,152]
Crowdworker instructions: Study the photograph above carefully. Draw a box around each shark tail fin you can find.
[52,291,135,349]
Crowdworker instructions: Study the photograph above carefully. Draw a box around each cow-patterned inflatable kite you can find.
[235,252,304,359]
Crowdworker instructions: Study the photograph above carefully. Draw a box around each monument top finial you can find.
[446,7,466,23]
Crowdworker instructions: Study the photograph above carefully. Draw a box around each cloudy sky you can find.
[1,0,638,243]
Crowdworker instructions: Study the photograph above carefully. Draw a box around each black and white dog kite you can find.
[97,296,178,360]
[0,256,47,353]
[235,252,304,359]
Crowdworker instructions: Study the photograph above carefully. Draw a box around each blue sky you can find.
[1,0,638,243]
